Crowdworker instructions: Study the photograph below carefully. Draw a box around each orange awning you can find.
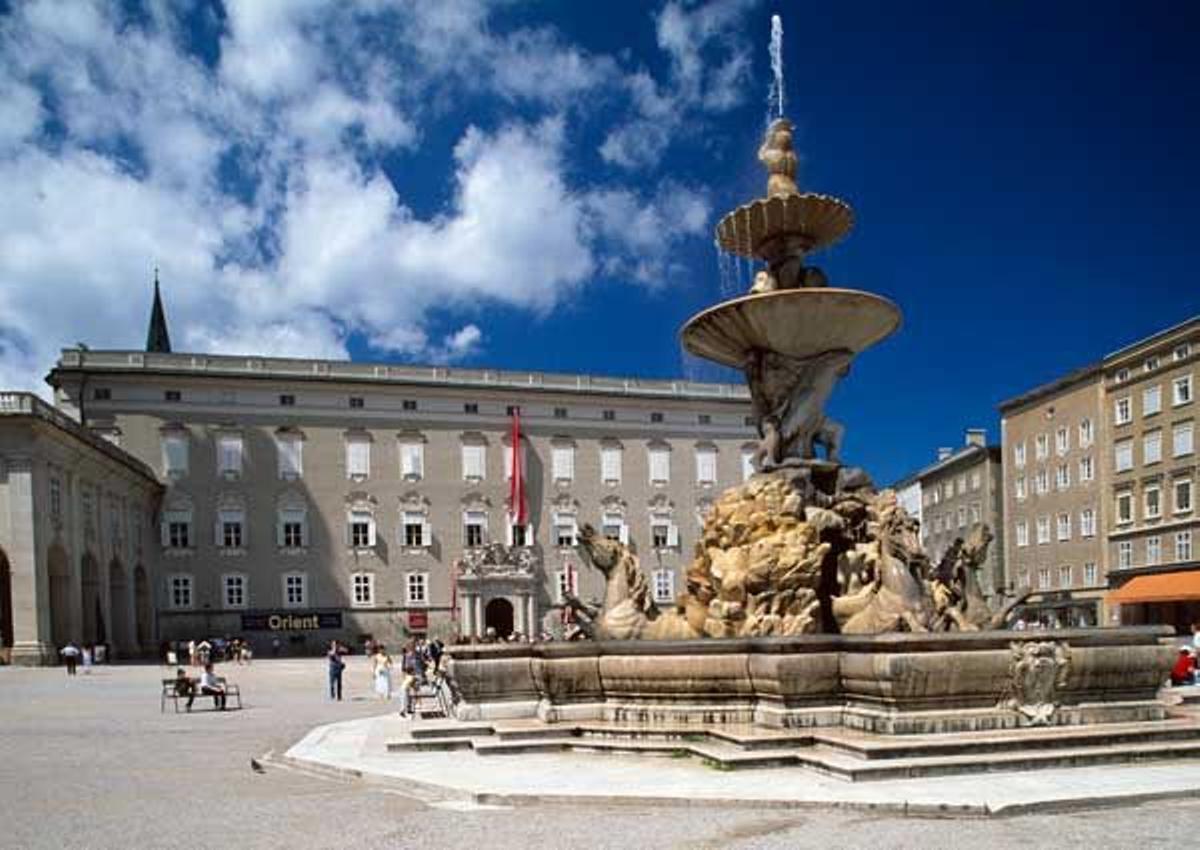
[1107,571,1200,605]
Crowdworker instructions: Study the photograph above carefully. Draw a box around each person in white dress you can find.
[371,646,392,701]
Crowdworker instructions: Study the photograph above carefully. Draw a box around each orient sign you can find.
[408,611,428,630]
[240,612,343,632]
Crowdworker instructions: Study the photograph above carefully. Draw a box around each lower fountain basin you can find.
[680,288,901,369]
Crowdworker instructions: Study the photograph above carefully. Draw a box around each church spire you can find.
[145,267,172,353]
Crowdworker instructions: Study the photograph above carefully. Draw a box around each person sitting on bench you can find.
[173,667,194,702]
[188,662,227,711]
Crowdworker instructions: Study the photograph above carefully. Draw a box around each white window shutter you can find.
[367,518,377,547]
[276,515,285,547]
[344,517,352,547]
[619,522,629,545]
[505,521,514,546]
[300,516,309,548]
[667,524,679,548]
[160,519,170,547]
[421,519,432,547]
[214,516,223,546]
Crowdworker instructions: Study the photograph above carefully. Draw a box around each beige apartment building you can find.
[47,347,754,654]
[0,392,161,664]
[895,429,1005,602]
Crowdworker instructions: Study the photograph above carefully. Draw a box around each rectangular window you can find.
[462,444,486,480]
[464,402,479,414]
[648,447,670,484]
[1115,397,1132,425]
[1174,375,1194,406]
[1118,541,1133,569]
[162,434,189,476]
[217,435,243,476]
[1079,418,1094,446]
[1079,456,1094,483]
[1147,535,1161,565]
[1144,430,1162,465]
[406,573,428,605]
[164,390,181,402]
[653,569,675,604]
[1038,568,1050,590]
[552,445,575,482]
[696,448,717,485]
[218,510,244,549]
[1055,427,1069,455]
[349,513,374,549]
[1176,344,1192,361]
[650,412,664,423]
[556,569,575,603]
[464,512,486,548]
[400,441,424,479]
[223,575,246,609]
[1059,565,1072,587]
[554,515,577,548]
[602,409,615,421]
[1035,434,1048,460]
[164,512,191,549]
[957,506,967,528]
[601,514,627,544]
[1174,421,1195,457]
[970,470,981,491]
[1015,520,1029,547]
[741,449,755,481]
[346,439,371,478]
[1014,443,1026,468]
[1145,484,1161,519]
[554,407,568,419]
[282,516,304,548]
[698,414,711,425]
[1015,476,1026,500]
[956,475,966,495]
[510,523,528,547]
[349,396,364,409]
[93,387,111,400]
[1175,478,1194,514]
[1080,508,1096,537]
[943,481,954,500]
[1146,356,1160,372]
[402,399,417,411]
[969,502,981,524]
[1084,563,1098,585]
[402,512,429,548]
[277,435,302,478]
[1177,531,1194,562]
[651,519,678,549]
[1114,439,1133,472]
[1116,491,1133,524]
[1035,469,1048,494]
[601,445,622,484]
[1144,385,1162,417]
[279,394,295,407]
[1056,513,1071,541]
[352,573,374,606]
[1056,464,1070,490]
[169,575,192,609]
[284,574,306,608]
[1036,516,1050,544]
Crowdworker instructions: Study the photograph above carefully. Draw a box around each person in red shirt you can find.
[1170,648,1195,687]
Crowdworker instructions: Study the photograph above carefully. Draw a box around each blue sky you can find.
[1,1,1198,486]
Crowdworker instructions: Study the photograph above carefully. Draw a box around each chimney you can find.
[936,447,953,461]
[964,428,986,448]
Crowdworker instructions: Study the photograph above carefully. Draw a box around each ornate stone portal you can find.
[456,543,538,640]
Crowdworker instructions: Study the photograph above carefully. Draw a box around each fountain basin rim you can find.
[715,191,854,258]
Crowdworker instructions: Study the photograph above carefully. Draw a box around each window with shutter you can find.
[400,442,424,479]
[601,446,622,484]
[277,436,302,478]
[346,439,371,478]
[279,508,306,548]
[217,435,243,476]
[464,511,487,547]
[648,447,670,484]
[552,445,575,481]
[696,448,717,484]
[162,434,188,476]
[741,449,755,481]
[463,444,486,480]
[503,443,524,480]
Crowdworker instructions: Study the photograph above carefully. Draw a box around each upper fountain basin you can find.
[680,288,902,369]
[715,192,854,259]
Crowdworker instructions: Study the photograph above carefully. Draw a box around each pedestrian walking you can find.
[327,641,346,701]
[81,645,93,673]
[60,642,80,676]
[371,644,392,701]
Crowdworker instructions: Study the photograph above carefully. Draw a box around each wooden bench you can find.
[160,677,243,713]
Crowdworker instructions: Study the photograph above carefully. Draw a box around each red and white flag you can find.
[509,407,527,527]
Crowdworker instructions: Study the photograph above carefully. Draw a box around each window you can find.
[956,475,966,495]
[352,573,374,606]
[556,568,576,603]
[1036,516,1050,545]
[1114,397,1131,425]
[554,514,578,548]
[1146,535,1161,565]
[1146,356,1160,372]
[402,512,430,548]
[1114,439,1133,472]
[698,414,711,425]
[552,444,575,482]
[1116,491,1133,524]
[933,515,943,534]
[1174,375,1193,406]
[509,523,529,547]
[741,448,756,481]
[169,574,192,609]
[164,389,181,402]
[1056,513,1071,541]
[696,447,717,485]
[348,511,375,549]
[464,511,487,547]
[223,574,246,609]
[651,518,678,549]
[650,412,664,423]
[648,446,670,484]
[464,402,479,414]
[276,433,303,478]
[970,470,981,491]
[1177,531,1193,562]
[462,443,486,480]
[1117,541,1133,568]
[956,506,967,528]
[602,409,615,421]
[283,573,306,608]
[1176,478,1193,514]
[1145,484,1161,519]
[1144,430,1162,465]
[162,510,192,549]
[216,434,243,477]
[601,513,628,544]
[1116,368,1130,383]
[279,394,295,407]
[1035,469,1048,494]
[1055,427,1069,455]
[1035,434,1048,460]
[1038,568,1050,590]
[406,573,428,605]
[92,387,111,400]
[1014,443,1026,468]
[1015,476,1027,500]
[653,569,675,604]
[1079,456,1094,483]
[162,433,189,476]
[1176,344,1192,362]
[1059,565,1072,588]
[346,436,371,478]
[1143,385,1161,417]
[1080,508,1096,538]
[402,399,417,411]
[1175,421,1195,457]
[217,508,244,549]
[349,396,364,409]
[1018,569,1031,589]
[400,440,424,479]
[943,481,954,500]
[279,508,306,549]
[1079,418,1094,446]
[969,502,981,524]
[505,405,521,416]
[601,444,622,484]
[1084,563,1098,586]
[554,407,568,419]
[1015,520,1029,547]
[1056,464,1070,490]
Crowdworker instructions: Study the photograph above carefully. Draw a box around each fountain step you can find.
[409,723,497,740]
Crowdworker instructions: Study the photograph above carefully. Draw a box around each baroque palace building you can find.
[34,299,754,656]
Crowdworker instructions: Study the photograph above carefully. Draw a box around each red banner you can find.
[509,407,527,526]
[408,611,428,630]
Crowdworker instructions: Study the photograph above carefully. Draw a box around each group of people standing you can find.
[58,642,104,675]
[363,638,443,716]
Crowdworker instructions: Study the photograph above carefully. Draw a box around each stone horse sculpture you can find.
[570,524,698,641]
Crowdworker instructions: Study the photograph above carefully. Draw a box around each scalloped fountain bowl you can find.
[680,288,902,369]
[715,192,854,258]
